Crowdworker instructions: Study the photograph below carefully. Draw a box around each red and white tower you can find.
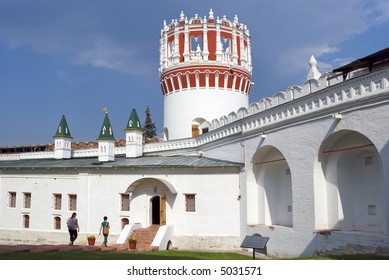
[160,10,252,140]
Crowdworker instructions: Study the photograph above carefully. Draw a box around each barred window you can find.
[8,192,16,208]
[68,194,77,211]
[23,193,31,209]
[185,194,196,212]
[54,217,61,230]
[23,214,30,229]
[121,194,130,211]
[53,194,62,210]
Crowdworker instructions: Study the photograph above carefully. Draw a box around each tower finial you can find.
[306,55,321,80]
[209,9,214,19]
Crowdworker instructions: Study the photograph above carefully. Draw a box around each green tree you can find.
[143,106,157,139]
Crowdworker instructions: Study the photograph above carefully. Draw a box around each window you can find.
[121,194,130,211]
[185,194,196,212]
[54,217,61,230]
[8,192,16,208]
[53,194,62,210]
[68,194,77,211]
[23,215,30,229]
[23,193,31,208]
[121,218,129,229]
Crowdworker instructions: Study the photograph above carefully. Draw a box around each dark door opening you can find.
[151,196,160,225]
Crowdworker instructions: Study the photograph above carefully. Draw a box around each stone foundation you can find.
[172,236,242,251]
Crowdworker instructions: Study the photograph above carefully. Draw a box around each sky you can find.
[0,0,388,146]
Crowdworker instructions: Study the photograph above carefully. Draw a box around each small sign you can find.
[240,235,269,250]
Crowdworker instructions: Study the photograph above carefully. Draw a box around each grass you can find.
[1,249,389,260]
[0,250,256,260]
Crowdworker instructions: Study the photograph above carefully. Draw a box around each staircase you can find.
[129,225,160,252]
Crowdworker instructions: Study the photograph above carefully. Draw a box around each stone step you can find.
[129,226,160,252]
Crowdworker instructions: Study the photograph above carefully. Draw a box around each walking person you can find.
[99,216,110,246]
[66,212,79,245]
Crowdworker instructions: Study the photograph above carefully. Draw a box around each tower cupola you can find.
[53,115,72,159]
[160,10,252,140]
[97,111,115,162]
[124,108,143,158]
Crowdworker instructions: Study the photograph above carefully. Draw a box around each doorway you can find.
[151,196,160,225]
[151,195,167,225]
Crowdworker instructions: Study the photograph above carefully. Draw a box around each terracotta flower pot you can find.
[88,239,95,246]
[129,242,136,249]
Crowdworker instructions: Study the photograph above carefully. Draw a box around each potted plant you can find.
[87,235,96,246]
[128,237,137,249]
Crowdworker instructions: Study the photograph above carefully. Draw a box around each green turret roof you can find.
[53,115,72,139]
[124,108,143,132]
[97,112,115,141]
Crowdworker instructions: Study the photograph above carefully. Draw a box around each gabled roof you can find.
[53,115,72,139]
[124,108,143,132]
[97,112,115,141]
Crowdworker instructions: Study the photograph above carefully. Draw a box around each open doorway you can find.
[151,195,167,225]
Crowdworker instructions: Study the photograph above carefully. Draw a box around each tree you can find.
[143,106,157,139]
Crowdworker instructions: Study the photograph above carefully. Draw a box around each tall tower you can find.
[160,10,252,140]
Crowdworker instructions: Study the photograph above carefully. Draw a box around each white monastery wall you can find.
[164,89,248,140]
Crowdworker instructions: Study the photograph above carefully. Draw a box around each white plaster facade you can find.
[1,11,389,257]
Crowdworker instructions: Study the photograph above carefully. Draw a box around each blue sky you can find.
[0,0,388,146]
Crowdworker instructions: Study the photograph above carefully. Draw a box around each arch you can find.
[192,117,207,137]
[121,218,129,230]
[127,178,177,195]
[252,145,293,227]
[316,130,385,233]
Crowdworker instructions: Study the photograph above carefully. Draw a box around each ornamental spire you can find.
[53,115,72,139]
[97,111,115,141]
[124,108,143,132]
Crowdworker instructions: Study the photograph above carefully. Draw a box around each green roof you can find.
[97,112,115,141]
[53,115,72,139]
[124,108,143,131]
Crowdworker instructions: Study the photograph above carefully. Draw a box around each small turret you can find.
[53,115,72,159]
[97,111,115,162]
[124,108,143,158]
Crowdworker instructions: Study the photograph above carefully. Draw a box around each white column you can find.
[232,27,238,65]
[173,25,180,64]
[202,22,209,61]
[239,27,247,67]
[184,21,190,62]
[215,22,222,62]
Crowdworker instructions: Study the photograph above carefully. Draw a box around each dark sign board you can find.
[240,235,269,250]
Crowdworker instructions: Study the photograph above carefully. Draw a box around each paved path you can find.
[0,243,129,254]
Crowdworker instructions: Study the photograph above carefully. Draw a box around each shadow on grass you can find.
[0,250,254,260]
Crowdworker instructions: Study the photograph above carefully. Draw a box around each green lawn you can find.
[1,249,389,260]
[0,250,256,260]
